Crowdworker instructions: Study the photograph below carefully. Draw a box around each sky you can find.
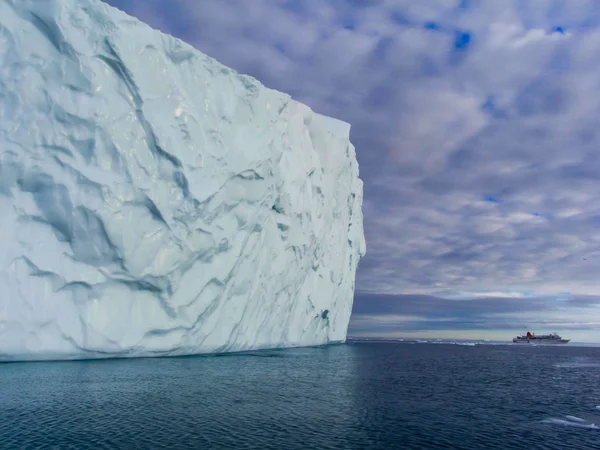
[104,0,600,342]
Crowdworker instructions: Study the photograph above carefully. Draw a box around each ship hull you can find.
[512,339,570,344]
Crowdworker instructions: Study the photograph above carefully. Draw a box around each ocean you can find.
[2,341,600,449]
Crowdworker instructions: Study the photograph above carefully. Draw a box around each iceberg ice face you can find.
[0,0,366,360]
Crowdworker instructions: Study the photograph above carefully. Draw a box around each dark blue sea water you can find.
[2,341,600,449]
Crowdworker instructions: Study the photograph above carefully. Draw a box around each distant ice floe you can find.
[413,340,479,346]
[542,418,599,429]
[542,413,600,429]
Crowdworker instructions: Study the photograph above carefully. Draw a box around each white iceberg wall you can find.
[0,0,366,360]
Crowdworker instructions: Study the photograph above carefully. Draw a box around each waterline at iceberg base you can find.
[0,0,365,361]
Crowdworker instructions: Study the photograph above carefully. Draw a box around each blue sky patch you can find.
[454,31,472,50]
[424,21,440,31]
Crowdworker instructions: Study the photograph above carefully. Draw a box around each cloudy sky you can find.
[105,0,600,342]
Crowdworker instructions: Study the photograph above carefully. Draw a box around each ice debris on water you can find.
[542,416,599,429]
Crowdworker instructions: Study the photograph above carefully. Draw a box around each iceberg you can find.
[0,0,365,360]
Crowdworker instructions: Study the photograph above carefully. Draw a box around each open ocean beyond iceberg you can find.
[2,341,600,449]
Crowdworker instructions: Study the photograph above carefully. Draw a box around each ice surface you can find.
[0,0,365,360]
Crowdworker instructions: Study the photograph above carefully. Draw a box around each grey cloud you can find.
[349,317,600,334]
[349,293,600,334]
[351,293,600,317]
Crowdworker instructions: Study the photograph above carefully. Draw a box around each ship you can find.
[512,331,570,344]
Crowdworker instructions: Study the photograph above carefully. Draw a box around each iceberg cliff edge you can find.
[0,0,366,360]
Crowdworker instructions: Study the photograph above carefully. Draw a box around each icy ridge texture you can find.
[0,0,366,360]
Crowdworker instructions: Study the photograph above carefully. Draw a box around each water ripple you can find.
[1,344,600,449]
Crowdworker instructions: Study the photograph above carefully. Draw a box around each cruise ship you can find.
[512,331,570,344]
